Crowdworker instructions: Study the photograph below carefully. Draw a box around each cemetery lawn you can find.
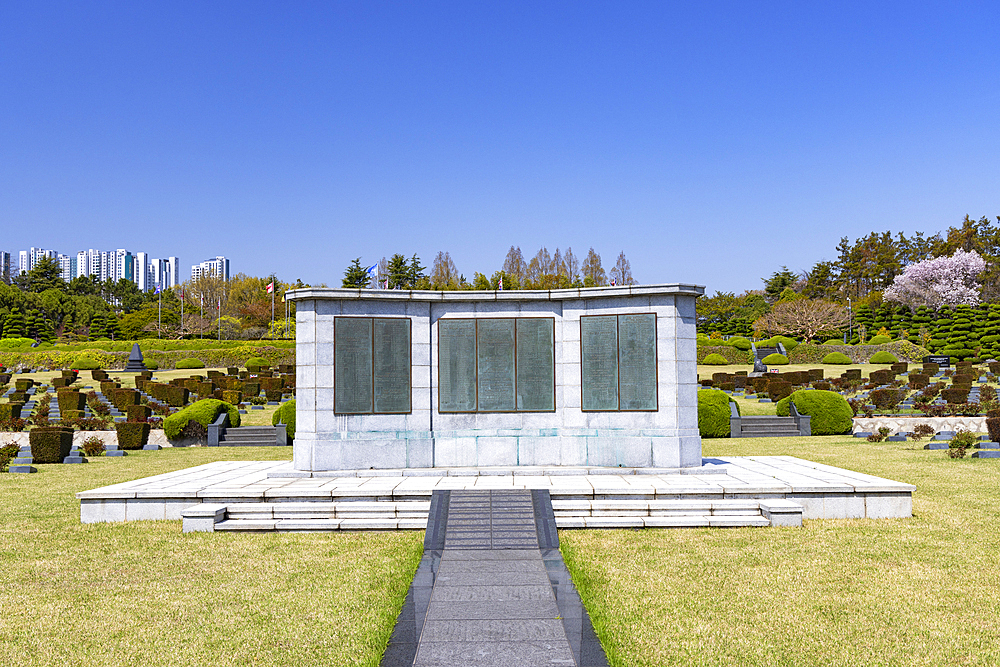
[0,447,423,667]
[561,435,1000,666]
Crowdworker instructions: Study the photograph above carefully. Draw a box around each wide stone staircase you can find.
[182,497,803,532]
[217,425,287,447]
[754,346,779,361]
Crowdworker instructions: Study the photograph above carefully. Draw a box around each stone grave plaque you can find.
[373,318,411,414]
[439,319,477,412]
[618,313,657,410]
[581,315,619,410]
[335,317,373,414]
[477,319,516,411]
[516,318,555,411]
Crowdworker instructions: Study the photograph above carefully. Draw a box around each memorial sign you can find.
[923,355,951,368]
[618,313,658,410]
[516,318,555,411]
[582,313,658,411]
[373,318,412,413]
[439,319,477,412]
[581,315,619,410]
[334,317,374,414]
[477,319,516,411]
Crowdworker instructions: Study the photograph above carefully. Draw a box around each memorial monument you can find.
[286,283,703,471]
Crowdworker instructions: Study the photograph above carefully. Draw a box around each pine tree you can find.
[342,258,370,288]
[3,309,26,338]
[386,254,409,289]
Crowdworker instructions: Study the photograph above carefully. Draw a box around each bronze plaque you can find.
[439,319,477,412]
[516,318,555,411]
[373,318,411,414]
[618,313,657,410]
[334,317,373,414]
[477,319,516,411]
[581,315,619,410]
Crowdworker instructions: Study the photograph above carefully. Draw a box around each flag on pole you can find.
[610,277,616,286]
[154,284,161,295]
[179,289,184,300]
[266,281,274,294]
[498,272,504,291]
[364,264,377,286]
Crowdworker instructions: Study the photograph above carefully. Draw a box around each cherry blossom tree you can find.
[883,249,986,309]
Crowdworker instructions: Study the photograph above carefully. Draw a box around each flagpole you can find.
[157,285,161,338]
[180,289,184,339]
[271,275,275,338]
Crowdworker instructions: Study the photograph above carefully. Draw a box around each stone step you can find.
[182,498,803,532]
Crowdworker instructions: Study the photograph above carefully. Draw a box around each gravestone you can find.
[287,284,703,471]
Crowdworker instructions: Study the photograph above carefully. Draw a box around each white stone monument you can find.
[286,284,703,471]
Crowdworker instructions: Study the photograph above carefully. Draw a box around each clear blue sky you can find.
[2,1,998,294]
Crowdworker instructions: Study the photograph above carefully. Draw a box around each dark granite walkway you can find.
[381,490,607,667]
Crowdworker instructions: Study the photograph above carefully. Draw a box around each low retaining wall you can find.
[0,430,171,448]
[853,416,988,435]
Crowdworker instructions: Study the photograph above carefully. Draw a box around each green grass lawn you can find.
[562,435,1000,666]
[0,447,423,667]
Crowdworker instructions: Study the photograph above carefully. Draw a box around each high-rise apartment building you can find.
[191,256,230,281]
[134,252,151,291]
[57,253,77,282]
[0,252,10,284]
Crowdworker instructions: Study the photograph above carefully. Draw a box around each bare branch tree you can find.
[753,299,849,343]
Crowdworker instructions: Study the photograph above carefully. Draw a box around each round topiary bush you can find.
[163,399,240,440]
[176,358,206,369]
[821,352,852,364]
[823,339,843,345]
[761,353,789,365]
[702,353,729,365]
[773,335,799,351]
[145,361,159,370]
[272,399,296,439]
[868,335,892,344]
[698,389,736,438]
[245,356,270,368]
[776,389,853,435]
[728,336,752,351]
[72,356,101,370]
[869,350,898,364]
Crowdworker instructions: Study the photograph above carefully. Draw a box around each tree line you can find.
[699,215,1000,339]
[343,246,635,290]
[0,255,320,342]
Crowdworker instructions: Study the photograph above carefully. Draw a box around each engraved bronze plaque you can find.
[373,318,411,414]
[581,315,619,410]
[618,313,657,410]
[477,319,516,411]
[438,319,477,412]
[334,317,373,414]
[516,318,555,411]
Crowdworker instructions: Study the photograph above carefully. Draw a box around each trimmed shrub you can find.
[868,335,892,344]
[14,379,33,391]
[29,426,73,463]
[776,390,853,435]
[727,337,752,351]
[246,356,270,369]
[698,389,736,438]
[265,389,282,402]
[0,403,23,420]
[145,361,159,370]
[908,373,929,389]
[221,390,243,405]
[941,388,969,403]
[768,380,793,402]
[165,386,189,407]
[72,356,101,370]
[176,358,206,369]
[91,370,108,381]
[111,388,140,410]
[243,382,260,397]
[115,422,151,450]
[701,353,729,365]
[163,399,241,440]
[869,350,898,364]
[761,353,789,365]
[57,390,86,413]
[823,339,843,345]
[1,442,22,471]
[272,399,296,439]
[822,352,852,364]
[126,405,152,421]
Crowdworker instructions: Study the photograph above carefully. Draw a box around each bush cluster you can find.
[163,399,241,440]
[698,389,735,438]
[776,390,853,435]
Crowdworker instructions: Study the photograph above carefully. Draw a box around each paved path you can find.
[382,490,607,667]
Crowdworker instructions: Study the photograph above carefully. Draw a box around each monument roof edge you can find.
[284,283,705,302]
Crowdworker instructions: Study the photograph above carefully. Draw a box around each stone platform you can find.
[77,456,915,525]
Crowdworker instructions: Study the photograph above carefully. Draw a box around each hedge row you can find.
[696,346,752,364]
[0,345,294,371]
[788,341,930,364]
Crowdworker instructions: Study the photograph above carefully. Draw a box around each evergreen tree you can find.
[386,254,409,289]
[3,309,26,338]
[407,254,425,287]
[342,258,370,288]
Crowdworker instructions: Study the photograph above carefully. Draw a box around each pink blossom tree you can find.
[883,249,986,309]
